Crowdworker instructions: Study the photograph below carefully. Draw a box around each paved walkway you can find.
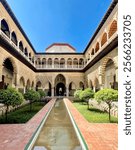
[0,99,56,150]
[0,98,118,150]
[65,98,118,150]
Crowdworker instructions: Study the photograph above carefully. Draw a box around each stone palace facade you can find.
[0,0,118,97]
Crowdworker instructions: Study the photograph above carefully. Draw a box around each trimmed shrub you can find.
[74,89,82,101]
[94,88,118,122]
[79,88,94,103]
[24,89,40,111]
[38,89,46,99]
[0,87,24,121]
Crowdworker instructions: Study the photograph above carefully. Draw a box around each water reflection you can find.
[33,99,82,150]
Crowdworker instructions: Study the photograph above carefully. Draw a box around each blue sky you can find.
[7,0,112,53]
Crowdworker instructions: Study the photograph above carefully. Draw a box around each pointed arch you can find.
[101,58,118,89]
[11,31,18,46]
[79,81,84,90]
[24,48,28,56]
[19,41,24,52]
[69,82,76,96]
[1,19,10,38]
[91,48,95,56]
[101,32,107,46]
[95,42,99,53]
[89,79,93,90]
[36,81,42,90]
[94,78,100,92]
[26,79,31,90]
[109,20,117,38]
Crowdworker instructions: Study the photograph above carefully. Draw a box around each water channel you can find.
[32,99,82,150]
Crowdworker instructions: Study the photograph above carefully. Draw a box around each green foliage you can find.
[24,89,41,111]
[73,102,118,123]
[0,102,44,123]
[79,88,94,102]
[24,89,40,102]
[0,87,24,107]
[74,89,82,100]
[38,89,46,98]
[0,87,24,122]
[94,88,118,122]
[94,88,118,104]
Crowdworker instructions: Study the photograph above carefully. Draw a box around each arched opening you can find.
[26,79,30,91]
[89,80,93,90]
[109,20,117,38]
[67,58,72,68]
[55,74,66,96]
[19,41,24,52]
[1,58,14,89]
[42,58,46,68]
[44,82,52,96]
[1,19,10,38]
[94,78,100,92]
[31,81,34,89]
[79,81,84,90]
[11,31,18,46]
[29,53,32,61]
[73,58,78,68]
[69,82,76,96]
[79,58,84,68]
[60,58,65,68]
[95,42,99,53]
[101,32,107,46]
[48,58,52,68]
[91,49,95,57]
[54,58,59,68]
[104,59,118,89]
[36,58,41,68]
[36,81,42,91]
[24,48,28,56]
[19,77,25,94]
[32,56,34,64]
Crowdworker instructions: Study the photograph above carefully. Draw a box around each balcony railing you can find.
[36,64,84,70]
[0,29,117,71]
[0,30,34,67]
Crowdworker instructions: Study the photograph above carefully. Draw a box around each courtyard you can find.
[0,98,118,150]
[0,0,118,149]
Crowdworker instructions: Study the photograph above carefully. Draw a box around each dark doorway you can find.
[56,83,65,96]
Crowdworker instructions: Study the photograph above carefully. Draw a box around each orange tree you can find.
[94,88,118,122]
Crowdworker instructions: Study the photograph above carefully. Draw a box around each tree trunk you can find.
[5,105,9,122]
[108,103,111,122]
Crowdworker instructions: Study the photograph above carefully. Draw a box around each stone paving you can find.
[65,98,118,150]
[0,99,56,150]
[0,98,118,150]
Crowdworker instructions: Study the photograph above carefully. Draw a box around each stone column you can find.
[0,65,2,82]
[66,86,69,97]
[98,75,104,90]
[13,73,19,90]
[51,87,54,97]
[93,87,96,92]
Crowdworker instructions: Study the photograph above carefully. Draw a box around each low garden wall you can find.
[88,99,118,117]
